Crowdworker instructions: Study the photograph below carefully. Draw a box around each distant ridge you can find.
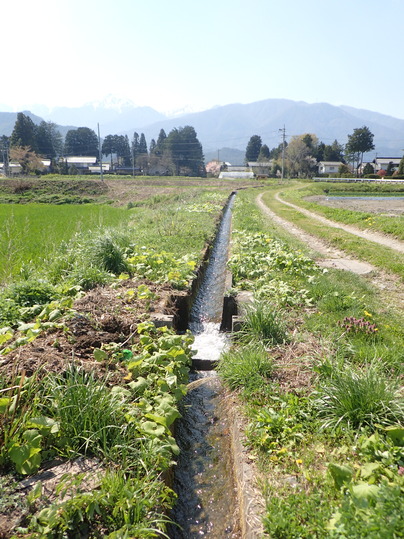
[1,98,403,159]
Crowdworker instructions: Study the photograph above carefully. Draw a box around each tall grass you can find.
[218,344,274,391]
[314,363,404,430]
[42,366,140,462]
[238,301,288,346]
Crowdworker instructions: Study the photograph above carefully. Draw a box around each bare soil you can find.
[307,194,404,216]
[0,279,177,384]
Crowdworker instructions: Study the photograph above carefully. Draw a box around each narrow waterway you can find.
[168,193,241,538]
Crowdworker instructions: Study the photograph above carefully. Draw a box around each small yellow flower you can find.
[295,459,303,465]
[364,310,372,318]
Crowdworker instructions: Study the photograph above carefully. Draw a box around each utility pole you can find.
[1,136,10,177]
[279,125,286,181]
[97,123,103,181]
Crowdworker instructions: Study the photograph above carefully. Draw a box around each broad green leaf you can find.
[128,377,148,394]
[328,462,353,489]
[0,397,11,413]
[0,331,13,345]
[29,416,59,434]
[351,482,379,500]
[360,462,381,479]
[17,323,36,333]
[385,426,404,447]
[93,348,109,362]
[145,413,168,429]
[48,309,62,322]
[167,435,180,456]
[140,421,165,437]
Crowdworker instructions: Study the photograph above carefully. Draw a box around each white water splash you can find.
[191,321,229,363]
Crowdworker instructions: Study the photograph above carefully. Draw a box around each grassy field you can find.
[0,176,403,537]
[0,204,133,284]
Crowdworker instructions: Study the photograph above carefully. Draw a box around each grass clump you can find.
[314,363,404,430]
[88,231,131,275]
[238,301,288,346]
[41,366,138,462]
[218,344,274,392]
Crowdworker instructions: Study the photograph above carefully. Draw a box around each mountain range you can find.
[1,98,403,164]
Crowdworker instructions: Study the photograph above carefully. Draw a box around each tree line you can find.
[0,113,205,177]
[244,126,381,177]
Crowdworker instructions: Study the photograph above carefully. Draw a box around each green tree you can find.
[131,132,139,165]
[36,121,63,158]
[286,136,311,177]
[138,133,148,156]
[323,139,344,162]
[398,155,404,175]
[245,135,262,162]
[386,161,395,176]
[0,136,10,175]
[102,134,117,166]
[155,129,167,156]
[64,127,98,156]
[345,126,375,176]
[362,162,374,175]
[165,126,205,176]
[257,144,270,161]
[121,135,132,166]
[10,113,38,152]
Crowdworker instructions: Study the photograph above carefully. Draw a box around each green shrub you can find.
[0,297,20,326]
[264,487,331,538]
[329,481,404,538]
[6,280,56,308]
[67,264,113,291]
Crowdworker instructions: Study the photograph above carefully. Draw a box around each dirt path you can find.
[256,193,376,274]
[256,193,404,311]
[275,192,404,254]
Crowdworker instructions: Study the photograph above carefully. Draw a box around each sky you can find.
[2,0,404,119]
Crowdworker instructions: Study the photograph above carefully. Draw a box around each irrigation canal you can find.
[168,193,242,538]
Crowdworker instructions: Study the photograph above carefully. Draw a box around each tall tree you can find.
[155,129,167,156]
[122,135,132,166]
[323,139,344,162]
[345,126,375,175]
[36,121,63,158]
[10,112,38,152]
[132,132,139,165]
[286,136,312,177]
[102,134,117,166]
[398,155,404,175]
[138,133,148,156]
[165,126,205,176]
[257,144,270,161]
[245,135,262,162]
[64,127,98,156]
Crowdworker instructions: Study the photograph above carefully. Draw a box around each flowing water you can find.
[168,193,241,538]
